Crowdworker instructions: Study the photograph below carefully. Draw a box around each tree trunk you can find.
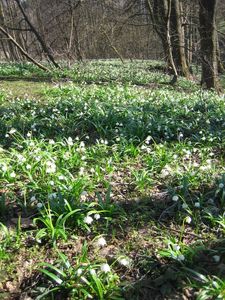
[170,0,190,78]
[199,0,220,91]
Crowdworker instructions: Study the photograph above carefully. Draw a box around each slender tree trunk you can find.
[170,0,190,78]
[199,0,220,91]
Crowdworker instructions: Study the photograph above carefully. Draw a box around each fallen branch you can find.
[0,25,50,72]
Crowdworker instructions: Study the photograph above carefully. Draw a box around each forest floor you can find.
[0,60,225,300]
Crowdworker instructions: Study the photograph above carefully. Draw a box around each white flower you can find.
[46,161,56,173]
[194,202,200,208]
[118,258,131,267]
[58,175,65,180]
[37,202,43,209]
[17,154,26,163]
[145,136,152,144]
[27,132,32,137]
[49,181,55,186]
[212,255,220,263]
[77,268,83,276]
[79,167,85,176]
[193,162,199,167]
[9,128,16,134]
[178,132,183,140]
[26,164,32,170]
[80,141,85,148]
[185,216,192,224]
[10,171,16,178]
[100,263,111,273]
[2,165,7,172]
[30,196,36,202]
[67,137,73,146]
[172,195,179,202]
[219,183,224,189]
[96,237,107,247]
[182,203,188,209]
[84,216,93,225]
[90,269,96,276]
[48,193,57,200]
[80,191,88,201]
[173,244,180,251]
[94,214,100,220]
[177,254,185,261]
[49,139,55,145]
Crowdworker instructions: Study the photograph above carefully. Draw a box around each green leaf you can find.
[39,268,63,285]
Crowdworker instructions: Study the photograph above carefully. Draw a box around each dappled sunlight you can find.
[0,61,224,299]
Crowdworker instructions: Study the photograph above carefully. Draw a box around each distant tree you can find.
[146,0,191,80]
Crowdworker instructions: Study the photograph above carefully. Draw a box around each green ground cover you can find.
[0,60,225,299]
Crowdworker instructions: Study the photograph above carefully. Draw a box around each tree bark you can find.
[199,0,220,91]
[170,0,190,78]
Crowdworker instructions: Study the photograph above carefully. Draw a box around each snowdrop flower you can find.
[63,152,70,160]
[182,203,188,209]
[172,195,179,202]
[178,132,183,140]
[2,165,7,172]
[17,154,26,163]
[90,269,96,276]
[58,175,65,180]
[173,244,180,251]
[96,237,107,247]
[94,214,100,220]
[49,181,55,186]
[48,192,57,200]
[37,202,43,209]
[77,268,83,276]
[49,139,55,145]
[185,216,192,224]
[27,132,32,138]
[79,167,85,176]
[9,128,16,134]
[84,216,93,225]
[30,196,36,202]
[67,137,73,146]
[119,258,131,267]
[212,255,220,263]
[194,202,200,208]
[80,191,88,201]
[219,183,224,189]
[26,164,32,170]
[177,254,185,262]
[100,263,111,273]
[145,136,152,144]
[80,141,85,148]
[46,161,56,173]
[10,171,16,178]
[193,162,199,167]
